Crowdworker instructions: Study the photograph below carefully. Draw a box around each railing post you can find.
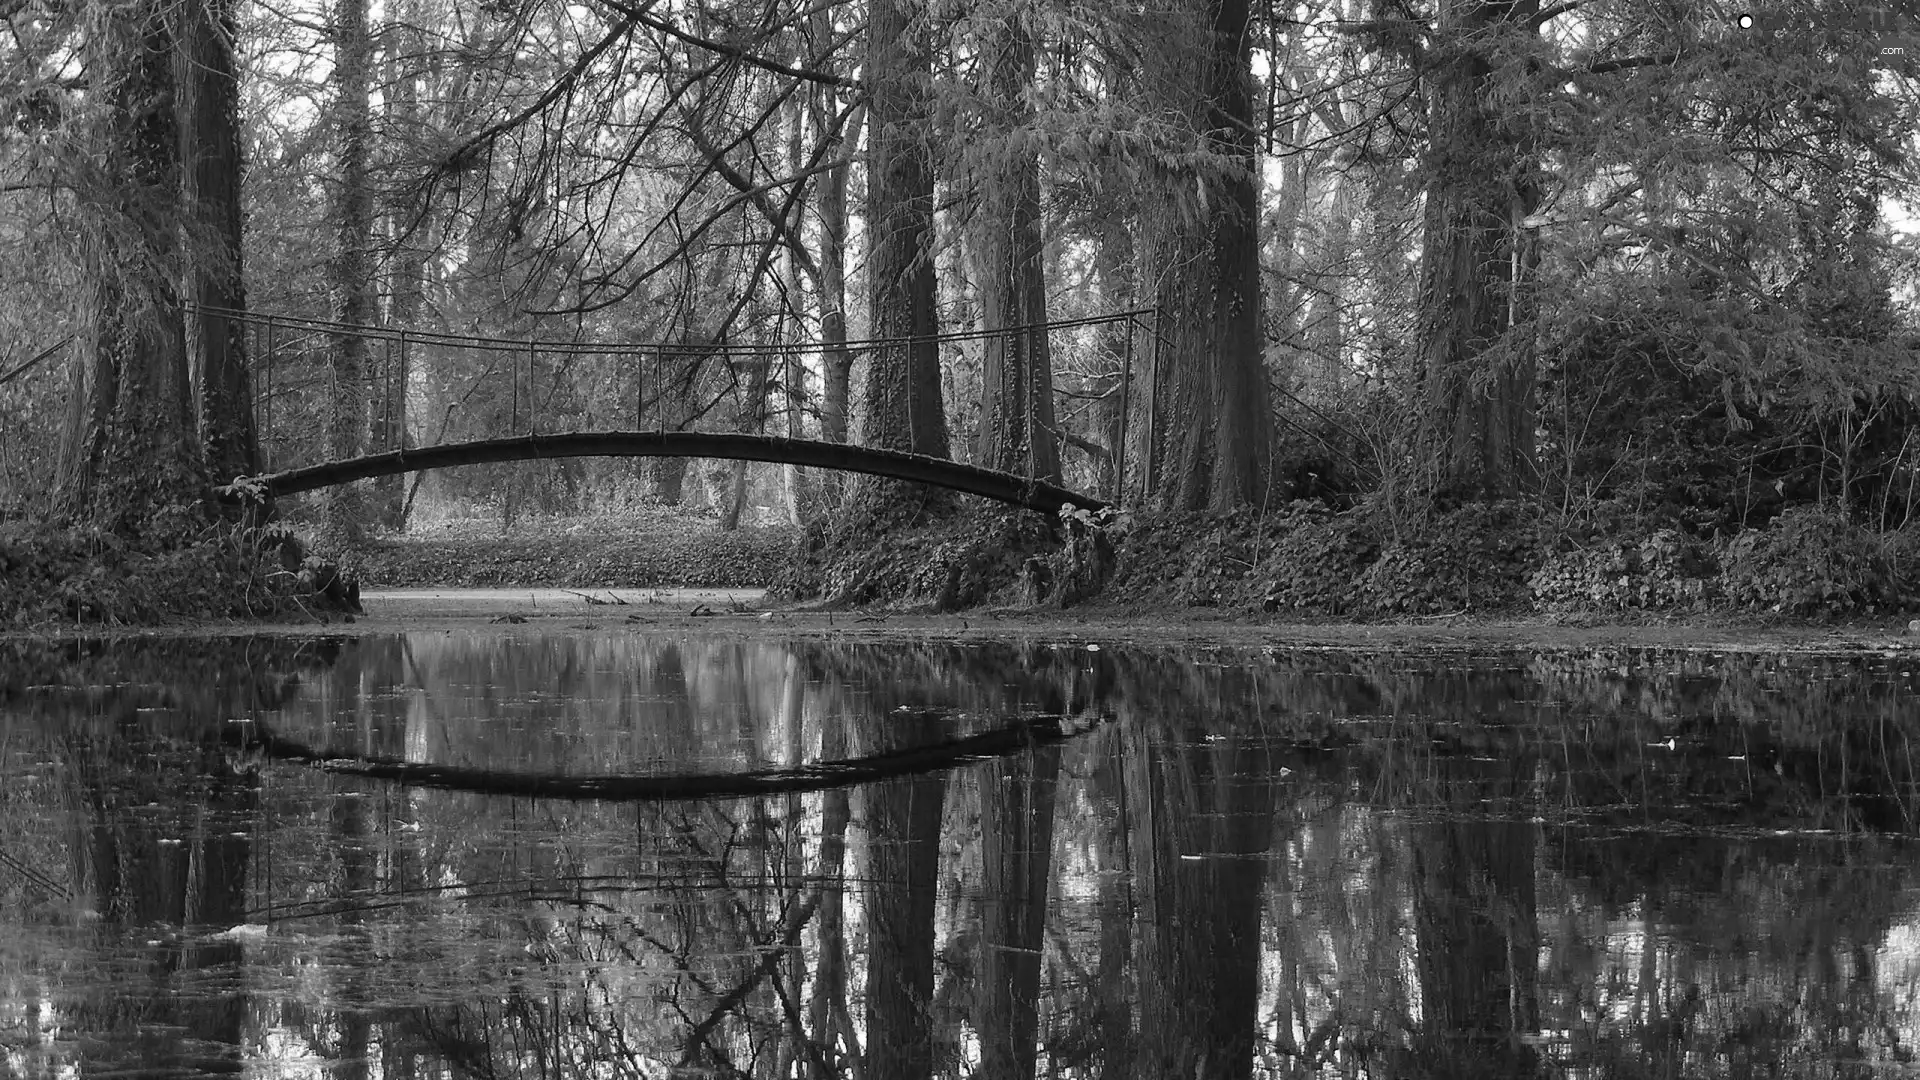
[1142,306,1161,506]
[1116,312,1133,504]
[528,337,538,436]
[397,331,408,458]
[263,314,276,470]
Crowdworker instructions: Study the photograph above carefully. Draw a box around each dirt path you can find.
[25,587,1917,655]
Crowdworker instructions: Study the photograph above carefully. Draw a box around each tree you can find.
[179,0,259,491]
[324,0,375,541]
[1413,0,1542,499]
[1129,0,1274,511]
[861,0,948,466]
[970,6,1059,483]
[58,0,206,538]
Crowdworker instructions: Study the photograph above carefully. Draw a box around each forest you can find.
[0,0,1917,622]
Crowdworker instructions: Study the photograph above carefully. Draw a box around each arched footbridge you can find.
[230,431,1108,516]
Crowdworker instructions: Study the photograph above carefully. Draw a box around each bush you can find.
[1351,501,1544,615]
[1258,504,1382,615]
[1529,528,1717,612]
[0,523,345,628]
[1717,505,1903,616]
[770,497,1055,610]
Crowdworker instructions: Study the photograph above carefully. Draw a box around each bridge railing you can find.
[214,304,1156,512]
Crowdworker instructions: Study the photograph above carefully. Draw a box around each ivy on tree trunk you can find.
[972,14,1060,485]
[860,0,947,468]
[325,0,374,542]
[178,0,257,493]
[59,0,207,539]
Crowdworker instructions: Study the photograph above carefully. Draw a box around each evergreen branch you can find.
[1584,50,1683,74]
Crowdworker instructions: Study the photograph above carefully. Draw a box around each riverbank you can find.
[16,585,1918,657]
[8,498,1919,636]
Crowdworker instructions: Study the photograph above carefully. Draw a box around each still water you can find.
[2,633,1919,1078]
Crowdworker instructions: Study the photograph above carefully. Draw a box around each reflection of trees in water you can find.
[8,638,1920,1077]
[0,639,294,1079]
[1113,647,1920,1078]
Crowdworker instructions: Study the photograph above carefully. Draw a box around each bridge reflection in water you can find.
[5,636,1919,1077]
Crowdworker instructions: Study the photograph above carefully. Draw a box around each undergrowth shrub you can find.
[1718,505,1904,616]
[770,497,1053,609]
[1353,501,1544,615]
[0,523,346,628]
[1529,528,1717,612]
[1257,504,1382,615]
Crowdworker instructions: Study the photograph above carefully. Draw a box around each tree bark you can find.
[59,0,206,538]
[1415,0,1542,499]
[177,0,257,491]
[861,0,948,473]
[373,10,426,530]
[325,0,376,541]
[810,3,858,511]
[813,56,855,455]
[972,15,1060,484]
[1131,0,1272,511]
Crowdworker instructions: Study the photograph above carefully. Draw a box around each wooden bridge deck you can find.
[239,431,1106,516]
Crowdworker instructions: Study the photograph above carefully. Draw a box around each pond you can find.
[2,632,1919,1078]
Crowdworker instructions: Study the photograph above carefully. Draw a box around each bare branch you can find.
[429,12,640,176]
[598,0,858,89]
[0,334,69,386]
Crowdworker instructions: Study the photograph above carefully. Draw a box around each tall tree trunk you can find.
[718,352,768,531]
[372,12,424,530]
[973,16,1059,484]
[782,91,812,524]
[178,0,257,491]
[325,0,375,542]
[1092,191,1137,504]
[1302,171,1357,395]
[59,0,206,538]
[1131,0,1272,511]
[861,0,947,474]
[1416,0,1541,499]
[817,153,854,448]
